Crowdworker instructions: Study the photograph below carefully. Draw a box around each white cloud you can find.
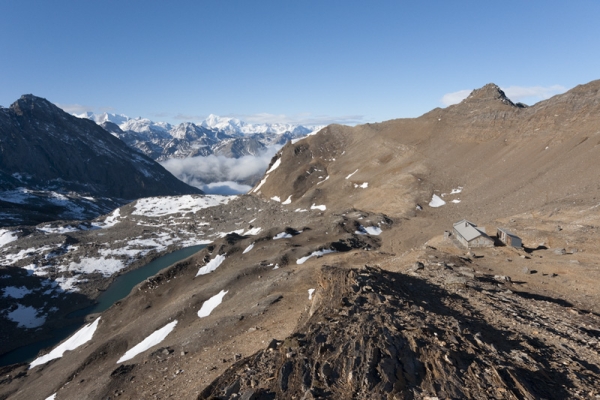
[441,90,472,106]
[56,103,95,114]
[173,113,204,121]
[441,84,568,107]
[226,112,364,126]
[202,181,252,195]
[160,147,279,194]
[57,103,115,115]
[502,85,567,102]
[171,112,364,125]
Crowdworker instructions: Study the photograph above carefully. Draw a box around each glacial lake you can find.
[0,244,206,367]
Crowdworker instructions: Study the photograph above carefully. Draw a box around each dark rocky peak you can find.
[462,83,517,107]
[9,94,62,117]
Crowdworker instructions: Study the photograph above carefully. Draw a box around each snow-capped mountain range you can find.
[77,112,324,161]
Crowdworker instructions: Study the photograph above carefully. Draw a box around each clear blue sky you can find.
[1,1,599,125]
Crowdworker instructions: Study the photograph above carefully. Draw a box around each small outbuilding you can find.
[452,219,494,248]
[497,228,522,248]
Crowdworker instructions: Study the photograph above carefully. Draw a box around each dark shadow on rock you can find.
[511,290,573,308]
[0,266,94,366]
[523,245,548,254]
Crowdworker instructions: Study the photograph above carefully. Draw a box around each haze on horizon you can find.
[1,1,599,126]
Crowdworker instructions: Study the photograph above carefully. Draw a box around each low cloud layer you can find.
[502,85,567,102]
[172,112,364,126]
[441,90,473,107]
[441,85,568,107]
[160,147,279,195]
[57,103,115,115]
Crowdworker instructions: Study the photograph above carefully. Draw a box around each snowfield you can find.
[243,243,255,254]
[196,254,226,276]
[64,257,126,277]
[346,169,358,179]
[265,158,281,174]
[2,286,33,299]
[133,195,234,217]
[429,194,446,208]
[0,229,18,247]
[117,320,178,363]
[6,304,46,328]
[243,227,262,236]
[297,249,336,264]
[30,317,101,369]
[355,225,382,236]
[198,290,228,318]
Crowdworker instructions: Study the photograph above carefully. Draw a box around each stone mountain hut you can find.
[452,219,494,248]
[497,228,522,248]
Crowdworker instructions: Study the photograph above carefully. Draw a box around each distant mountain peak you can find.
[463,83,517,107]
[10,94,58,116]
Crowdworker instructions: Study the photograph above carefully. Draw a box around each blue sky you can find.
[1,1,599,125]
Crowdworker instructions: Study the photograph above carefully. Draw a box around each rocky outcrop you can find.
[199,263,600,399]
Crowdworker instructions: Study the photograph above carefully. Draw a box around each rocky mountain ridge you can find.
[79,112,324,161]
[0,95,202,226]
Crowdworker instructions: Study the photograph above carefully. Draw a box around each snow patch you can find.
[243,227,262,235]
[243,243,254,254]
[345,169,359,179]
[133,195,233,217]
[252,175,269,193]
[94,208,121,228]
[65,257,125,277]
[2,286,33,299]
[451,199,461,204]
[271,196,281,202]
[6,304,46,328]
[354,182,368,189]
[54,276,81,292]
[355,225,382,235]
[218,229,244,238]
[308,288,315,300]
[0,229,18,247]
[450,187,463,194]
[282,195,292,204]
[429,194,446,208]
[30,317,101,369]
[196,254,226,276]
[265,158,281,174]
[297,249,336,264]
[273,232,292,240]
[310,204,326,211]
[117,320,178,363]
[316,176,329,185]
[198,290,228,318]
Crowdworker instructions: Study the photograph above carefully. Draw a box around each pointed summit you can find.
[10,94,59,116]
[462,83,518,107]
